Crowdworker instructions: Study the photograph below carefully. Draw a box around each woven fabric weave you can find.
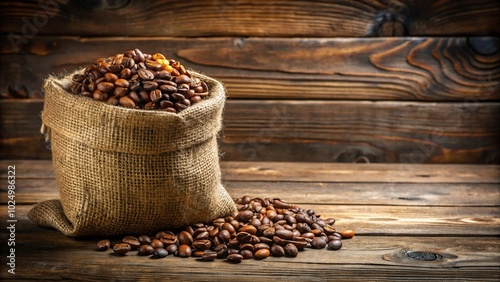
[28,70,236,237]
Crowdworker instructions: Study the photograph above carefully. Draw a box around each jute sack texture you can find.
[28,70,236,237]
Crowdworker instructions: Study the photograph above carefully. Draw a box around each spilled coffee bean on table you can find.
[96,196,355,263]
[71,48,209,113]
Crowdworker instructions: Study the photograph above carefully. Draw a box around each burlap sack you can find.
[28,70,236,237]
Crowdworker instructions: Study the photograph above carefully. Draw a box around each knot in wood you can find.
[404,251,442,261]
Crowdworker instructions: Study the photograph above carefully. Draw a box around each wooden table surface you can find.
[1,160,499,281]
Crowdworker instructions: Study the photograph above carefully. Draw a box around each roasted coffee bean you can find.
[138,245,155,256]
[133,48,145,63]
[107,96,119,106]
[240,249,253,259]
[201,250,217,261]
[221,223,236,234]
[275,229,294,240]
[97,82,114,93]
[129,80,141,91]
[157,70,171,80]
[226,254,243,264]
[254,248,270,260]
[239,225,257,235]
[150,238,164,249]
[144,102,158,110]
[271,244,285,257]
[178,231,193,246]
[178,244,192,258]
[154,248,169,258]
[190,95,202,104]
[340,230,355,239]
[166,244,178,255]
[146,59,162,70]
[192,250,205,257]
[128,91,141,104]
[327,239,342,250]
[150,89,162,102]
[113,87,129,98]
[93,90,108,101]
[215,244,228,258]
[160,100,174,109]
[143,81,158,91]
[119,96,136,108]
[311,237,327,249]
[138,69,155,81]
[284,243,298,257]
[72,74,85,83]
[120,68,132,79]
[193,239,212,251]
[96,239,110,251]
[114,78,129,88]
[105,73,118,83]
[175,74,191,85]
[113,243,131,255]
[122,236,141,249]
[138,235,151,245]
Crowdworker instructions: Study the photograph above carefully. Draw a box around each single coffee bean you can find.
[240,249,253,259]
[239,225,257,235]
[138,68,154,81]
[311,237,327,249]
[178,231,193,246]
[165,244,178,255]
[226,254,243,264]
[122,236,141,249]
[275,229,294,240]
[154,248,169,258]
[215,244,228,258]
[178,244,192,258]
[72,74,85,83]
[138,90,151,103]
[138,245,155,256]
[157,70,172,80]
[145,59,162,70]
[114,78,129,88]
[133,48,145,63]
[327,239,342,250]
[119,96,136,108]
[120,68,132,79]
[150,89,162,102]
[192,250,205,257]
[340,230,355,239]
[284,243,298,257]
[221,223,236,234]
[113,87,129,98]
[254,248,270,260]
[97,82,114,93]
[113,243,131,255]
[160,100,174,109]
[175,74,191,85]
[107,96,119,106]
[138,235,151,245]
[128,91,141,104]
[144,102,158,110]
[201,250,217,261]
[192,239,212,251]
[93,90,108,101]
[143,81,158,91]
[190,95,202,104]
[105,73,118,83]
[96,239,110,251]
[150,238,164,249]
[271,244,285,257]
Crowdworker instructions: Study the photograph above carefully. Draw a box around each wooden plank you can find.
[1,37,499,101]
[0,0,498,37]
[0,206,498,280]
[1,100,499,163]
[1,160,499,183]
[3,178,499,207]
[3,203,499,236]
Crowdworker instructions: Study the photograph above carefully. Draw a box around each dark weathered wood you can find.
[1,0,498,38]
[1,100,499,163]
[1,37,499,101]
[0,206,498,280]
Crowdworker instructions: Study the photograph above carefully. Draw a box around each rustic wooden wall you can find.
[0,0,499,163]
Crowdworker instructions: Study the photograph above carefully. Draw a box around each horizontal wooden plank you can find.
[1,100,499,163]
[1,160,499,206]
[0,0,498,37]
[0,218,498,281]
[2,203,500,236]
[3,178,499,207]
[1,37,499,101]
[2,160,500,184]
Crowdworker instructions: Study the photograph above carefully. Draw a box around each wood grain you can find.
[1,37,498,101]
[1,100,499,163]
[0,0,498,37]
